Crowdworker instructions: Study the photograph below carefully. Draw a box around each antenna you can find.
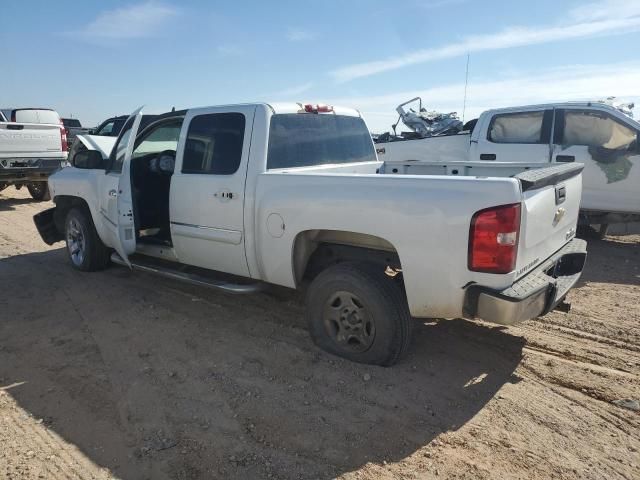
[462,53,470,124]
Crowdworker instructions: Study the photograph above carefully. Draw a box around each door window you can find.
[488,111,545,144]
[182,113,245,175]
[132,119,182,158]
[109,123,133,173]
[97,121,115,135]
[560,111,637,150]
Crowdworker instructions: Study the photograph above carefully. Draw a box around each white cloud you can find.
[330,1,640,82]
[74,2,178,42]
[329,62,640,132]
[569,0,640,21]
[286,28,316,42]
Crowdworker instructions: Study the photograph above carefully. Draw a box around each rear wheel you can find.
[65,207,110,271]
[305,262,413,366]
[27,182,49,201]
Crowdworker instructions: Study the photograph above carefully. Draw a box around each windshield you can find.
[267,114,376,169]
[13,109,60,124]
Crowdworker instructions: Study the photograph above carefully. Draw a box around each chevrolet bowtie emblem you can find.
[553,207,566,225]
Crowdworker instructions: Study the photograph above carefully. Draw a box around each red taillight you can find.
[60,120,68,152]
[303,104,334,113]
[468,203,521,274]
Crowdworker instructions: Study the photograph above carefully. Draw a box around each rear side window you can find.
[267,114,376,169]
[182,113,245,175]
[488,111,545,144]
[560,110,637,150]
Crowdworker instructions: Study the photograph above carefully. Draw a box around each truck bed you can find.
[255,161,583,319]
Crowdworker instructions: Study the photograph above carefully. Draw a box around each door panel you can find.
[472,108,552,163]
[170,106,256,276]
[552,109,640,213]
[99,107,144,265]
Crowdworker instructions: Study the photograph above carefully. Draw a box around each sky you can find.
[2,0,640,133]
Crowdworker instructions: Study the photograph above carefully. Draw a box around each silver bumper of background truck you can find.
[464,238,587,326]
[0,158,63,182]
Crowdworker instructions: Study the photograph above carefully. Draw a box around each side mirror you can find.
[73,150,104,169]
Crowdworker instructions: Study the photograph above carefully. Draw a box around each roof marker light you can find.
[303,104,334,113]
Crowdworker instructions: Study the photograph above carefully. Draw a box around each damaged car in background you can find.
[375,97,640,236]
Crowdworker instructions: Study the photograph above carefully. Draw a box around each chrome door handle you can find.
[214,191,235,200]
[108,189,118,197]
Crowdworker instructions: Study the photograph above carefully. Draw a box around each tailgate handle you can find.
[480,153,496,160]
[6,124,24,130]
[555,185,566,205]
[556,155,575,163]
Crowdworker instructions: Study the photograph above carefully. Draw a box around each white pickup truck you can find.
[376,101,640,235]
[34,103,587,366]
[0,108,68,200]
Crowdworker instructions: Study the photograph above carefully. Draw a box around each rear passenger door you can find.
[170,106,256,276]
[473,108,552,163]
[552,108,640,213]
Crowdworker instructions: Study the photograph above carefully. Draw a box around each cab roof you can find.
[265,103,362,117]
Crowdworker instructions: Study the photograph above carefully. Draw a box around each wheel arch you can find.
[52,195,96,238]
[291,229,403,286]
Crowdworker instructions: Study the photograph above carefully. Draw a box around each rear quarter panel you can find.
[253,172,523,318]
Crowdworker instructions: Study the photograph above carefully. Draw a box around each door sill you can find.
[110,253,264,294]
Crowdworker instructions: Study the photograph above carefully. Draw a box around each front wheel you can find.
[65,207,110,271]
[27,182,50,201]
[305,262,413,366]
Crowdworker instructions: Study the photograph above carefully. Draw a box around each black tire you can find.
[27,182,50,201]
[305,262,413,366]
[0,182,7,193]
[64,207,110,271]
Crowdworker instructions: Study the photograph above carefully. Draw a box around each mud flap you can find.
[33,207,63,245]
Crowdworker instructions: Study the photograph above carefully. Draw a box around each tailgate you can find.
[514,164,584,279]
[0,123,62,155]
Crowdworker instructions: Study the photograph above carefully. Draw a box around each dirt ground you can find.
[0,187,638,480]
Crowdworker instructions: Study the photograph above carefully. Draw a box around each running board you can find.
[110,253,264,294]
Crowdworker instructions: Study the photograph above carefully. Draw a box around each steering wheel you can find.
[152,150,176,174]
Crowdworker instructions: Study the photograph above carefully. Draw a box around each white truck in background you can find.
[376,100,640,236]
[35,103,586,366]
[0,108,68,200]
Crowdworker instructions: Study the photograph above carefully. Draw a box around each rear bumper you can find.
[0,158,63,182]
[464,238,587,326]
